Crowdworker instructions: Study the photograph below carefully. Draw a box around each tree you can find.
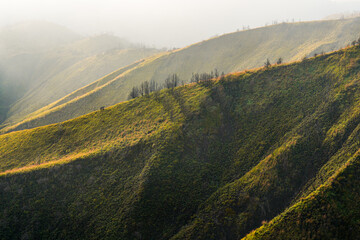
[128,86,139,99]
[141,81,150,95]
[190,73,200,83]
[277,58,283,65]
[264,59,271,68]
[139,83,144,96]
[149,80,158,92]
[214,69,219,78]
[172,74,180,87]
[165,75,172,88]
[200,73,211,82]
[190,73,195,83]
[165,74,180,89]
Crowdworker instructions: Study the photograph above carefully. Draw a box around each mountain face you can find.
[3,17,360,133]
[1,45,360,239]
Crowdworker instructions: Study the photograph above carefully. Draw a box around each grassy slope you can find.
[5,17,360,133]
[170,47,360,239]
[243,153,360,240]
[2,46,360,239]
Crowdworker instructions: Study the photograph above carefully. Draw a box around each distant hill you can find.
[0,21,160,127]
[4,17,360,133]
[0,21,81,122]
[0,21,81,55]
[1,45,360,239]
[4,45,160,125]
[324,11,360,20]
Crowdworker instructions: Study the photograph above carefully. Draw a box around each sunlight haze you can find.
[1,0,360,47]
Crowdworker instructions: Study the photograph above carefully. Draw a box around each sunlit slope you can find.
[1,60,147,131]
[0,52,169,133]
[1,46,360,239]
[6,17,360,132]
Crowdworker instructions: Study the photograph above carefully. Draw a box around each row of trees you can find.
[128,69,225,99]
[128,80,160,99]
[190,69,225,83]
[128,74,185,99]
[264,58,283,68]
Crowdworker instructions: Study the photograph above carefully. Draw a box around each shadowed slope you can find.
[1,46,360,239]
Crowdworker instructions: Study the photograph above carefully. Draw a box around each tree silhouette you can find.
[128,86,139,99]
[165,74,180,88]
[264,59,271,68]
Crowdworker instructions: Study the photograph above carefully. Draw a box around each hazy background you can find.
[1,0,360,48]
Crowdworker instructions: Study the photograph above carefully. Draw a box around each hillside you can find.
[0,21,160,128]
[4,17,360,133]
[1,45,360,239]
[243,155,360,239]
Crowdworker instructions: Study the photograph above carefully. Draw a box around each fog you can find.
[1,0,360,48]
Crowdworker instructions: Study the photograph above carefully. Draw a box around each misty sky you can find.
[1,0,360,48]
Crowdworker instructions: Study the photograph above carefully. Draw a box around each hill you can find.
[0,21,160,127]
[4,17,360,133]
[1,45,360,239]
[0,21,81,55]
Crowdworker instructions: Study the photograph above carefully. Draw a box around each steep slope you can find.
[243,155,360,239]
[1,45,360,239]
[5,17,360,133]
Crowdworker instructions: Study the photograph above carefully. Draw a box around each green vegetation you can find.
[127,70,222,100]
[243,154,360,239]
[2,45,360,239]
[4,17,360,133]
